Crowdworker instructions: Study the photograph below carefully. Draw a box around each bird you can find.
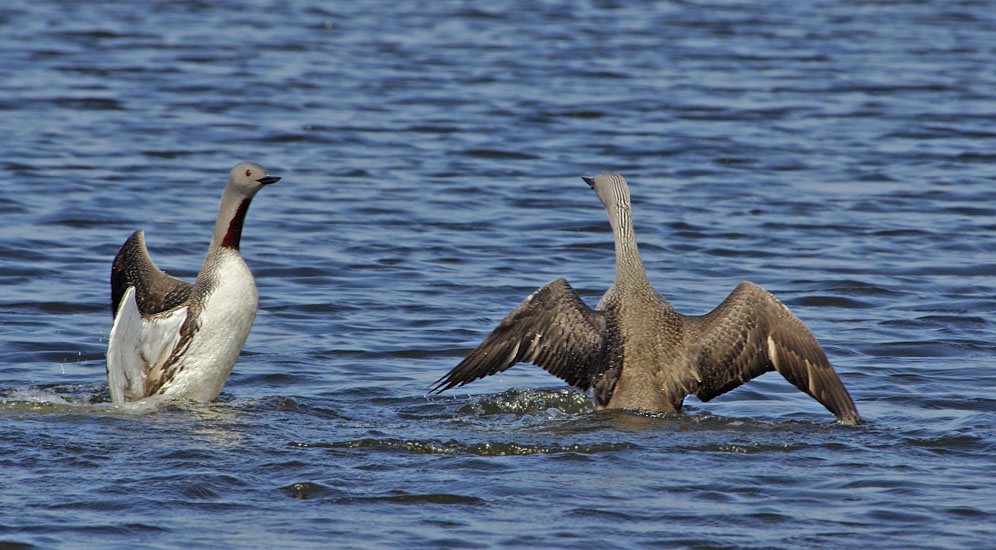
[432,173,860,424]
[105,162,280,405]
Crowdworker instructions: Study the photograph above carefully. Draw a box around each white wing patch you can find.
[106,286,188,405]
[506,340,521,365]
[525,333,542,362]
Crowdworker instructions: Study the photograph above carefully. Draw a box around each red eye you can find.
[245,169,252,177]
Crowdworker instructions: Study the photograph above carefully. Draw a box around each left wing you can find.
[432,278,607,393]
[106,286,188,404]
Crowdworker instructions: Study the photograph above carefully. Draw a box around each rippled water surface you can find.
[2,1,995,548]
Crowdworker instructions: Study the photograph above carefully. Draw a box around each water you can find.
[1,1,995,548]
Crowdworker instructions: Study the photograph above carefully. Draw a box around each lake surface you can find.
[2,1,995,548]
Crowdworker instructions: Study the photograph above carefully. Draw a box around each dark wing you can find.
[110,230,193,317]
[683,281,860,424]
[432,278,607,393]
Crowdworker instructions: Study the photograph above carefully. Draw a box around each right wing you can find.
[110,230,192,316]
[684,281,860,424]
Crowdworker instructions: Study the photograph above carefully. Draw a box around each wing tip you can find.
[830,392,861,425]
[430,360,476,394]
[114,230,149,262]
[428,377,451,394]
[833,406,861,425]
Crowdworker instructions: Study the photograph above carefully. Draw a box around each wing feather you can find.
[106,286,189,404]
[432,278,606,393]
[110,230,193,316]
[685,281,860,424]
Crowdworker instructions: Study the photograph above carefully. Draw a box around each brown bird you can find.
[433,173,860,424]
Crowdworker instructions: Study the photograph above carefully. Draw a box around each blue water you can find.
[2,1,995,548]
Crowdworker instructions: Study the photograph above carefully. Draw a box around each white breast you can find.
[159,249,259,402]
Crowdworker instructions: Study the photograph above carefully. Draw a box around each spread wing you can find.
[106,286,190,404]
[683,281,860,424]
[432,278,607,393]
[110,230,193,316]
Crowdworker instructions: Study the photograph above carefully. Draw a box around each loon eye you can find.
[245,169,252,177]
